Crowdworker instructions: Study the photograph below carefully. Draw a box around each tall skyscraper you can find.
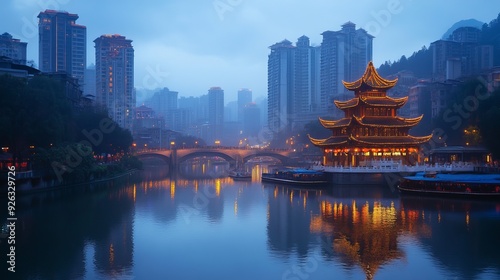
[94,34,134,131]
[267,39,294,133]
[320,22,373,116]
[293,36,321,128]
[237,88,252,123]
[208,87,224,144]
[0,32,27,64]
[267,37,321,133]
[38,10,86,87]
[145,87,178,129]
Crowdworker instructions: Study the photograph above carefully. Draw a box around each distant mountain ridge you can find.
[441,19,485,40]
[378,14,500,79]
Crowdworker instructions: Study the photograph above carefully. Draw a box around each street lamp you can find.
[170,141,175,150]
[215,140,220,147]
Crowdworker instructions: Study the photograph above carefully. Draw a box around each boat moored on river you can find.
[261,169,329,185]
[398,172,500,198]
[228,170,252,180]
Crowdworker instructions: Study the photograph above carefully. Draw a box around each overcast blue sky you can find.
[2,0,500,103]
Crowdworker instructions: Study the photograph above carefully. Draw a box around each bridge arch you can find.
[243,152,291,164]
[177,151,237,165]
[135,153,170,164]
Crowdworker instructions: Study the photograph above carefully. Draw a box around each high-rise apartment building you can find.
[267,39,294,133]
[293,36,321,128]
[144,87,178,129]
[237,88,252,123]
[38,10,86,87]
[267,22,372,134]
[0,32,27,64]
[208,87,224,144]
[320,22,373,115]
[94,34,134,131]
[431,27,493,81]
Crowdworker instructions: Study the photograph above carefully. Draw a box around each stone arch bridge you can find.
[135,147,295,168]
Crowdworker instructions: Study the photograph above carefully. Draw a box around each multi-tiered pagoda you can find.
[309,62,432,167]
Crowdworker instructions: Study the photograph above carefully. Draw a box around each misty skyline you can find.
[2,0,500,103]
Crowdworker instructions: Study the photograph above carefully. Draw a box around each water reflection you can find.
[178,158,230,179]
[266,186,324,258]
[0,174,139,280]
[1,164,499,280]
[399,196,500,279]
[312,199,403,279]
[265,181,500,279]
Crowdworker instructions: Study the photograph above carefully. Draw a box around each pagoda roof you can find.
[319,117,352,128]
[342,61,398,91]
[309,134,432,147]
[334,99,359,110]
[359,96,408,107]
[334,96,408,110]
[308,135,349,146]
[352,115,423,127]
[350,135,433,145]
[319,115,423,129]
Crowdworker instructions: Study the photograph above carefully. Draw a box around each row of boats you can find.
[229,168,500,198]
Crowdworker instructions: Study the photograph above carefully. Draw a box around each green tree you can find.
[478,87,500,158]
[75,110,133,155]
[33,143,95,183]
[0,75,74,164]
[433,78,488,146]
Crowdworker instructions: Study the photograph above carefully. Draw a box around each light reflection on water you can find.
[0,163,499,280]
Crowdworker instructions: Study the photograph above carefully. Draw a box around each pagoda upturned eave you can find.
[342,61,398,91]
[319,115,423,129]
[308,135,349,146]
[334,96,408,110]
[352,115,424,128]
[360,96,408,107]
[308,134,433,147]
[350,135,433,145]
[318,117,352,128]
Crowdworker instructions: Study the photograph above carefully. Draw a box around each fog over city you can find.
[2,0,499,102]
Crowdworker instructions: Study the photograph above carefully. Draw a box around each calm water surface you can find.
[1,162,500,280]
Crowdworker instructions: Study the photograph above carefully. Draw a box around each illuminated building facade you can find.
[38,10,86,87]
[267,37,322,132]
[94,34,134,131]
[320,22,373,117]
[309,62,432,166]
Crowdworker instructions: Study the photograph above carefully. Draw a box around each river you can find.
[1,160,500,280]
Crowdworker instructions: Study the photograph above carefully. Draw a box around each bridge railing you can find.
[134,146,293,153]
[311,162,478,173]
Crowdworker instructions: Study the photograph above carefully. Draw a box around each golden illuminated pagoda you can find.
[309,61,432,166]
